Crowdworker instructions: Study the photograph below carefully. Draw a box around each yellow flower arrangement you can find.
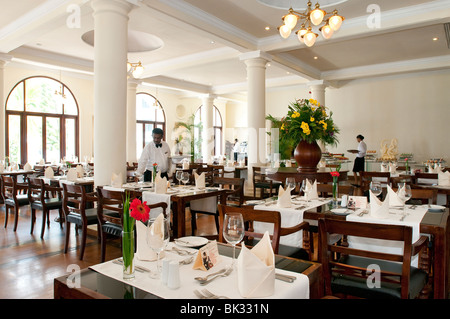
[267,98,339,146]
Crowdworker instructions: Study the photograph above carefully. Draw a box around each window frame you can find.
[5,76,79,164]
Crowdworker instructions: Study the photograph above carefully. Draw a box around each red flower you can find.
[330,171,340,177]
[152,163,157,167]
[129,198,150,223]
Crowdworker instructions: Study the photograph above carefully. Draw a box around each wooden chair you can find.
[318,218,431,299]
[1,175,29,231]
[252,166,282,199]
[190,177,246,235]
[360,171,391,192]
[27,177,64,238]
[413,173,438,185]
[62,183,99,260]
[391,187,438,205]
[390,176,414,188]
[218,204,311,261]
[208,165,224,179]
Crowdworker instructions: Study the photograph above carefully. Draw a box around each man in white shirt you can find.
[136,128,172,182]
[232,138,240,162]
[348,134,367,186]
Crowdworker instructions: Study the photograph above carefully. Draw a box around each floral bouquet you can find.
[274,98,339,146]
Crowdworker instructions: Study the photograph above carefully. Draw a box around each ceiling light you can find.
[127,61,144,78]
[265,26,270,30]
[314,56,318,60]
[432,37,439,41]
[278,1,344,47]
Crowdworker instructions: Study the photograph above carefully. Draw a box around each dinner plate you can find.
[423,204,446,212]
[331,208,351,215]
[174,236,208,248]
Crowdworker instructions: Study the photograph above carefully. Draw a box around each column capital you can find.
[0,53,13,67]
[201,93,217,103]
[127,78,141,88]
[239,50,272,63]
[91,0,133,17]
[307,80,330,89]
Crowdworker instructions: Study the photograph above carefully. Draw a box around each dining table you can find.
[246,195,449,299]
[53,242,323,299]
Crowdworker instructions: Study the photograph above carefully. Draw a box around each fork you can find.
[196,267,233,285]
[201,289,230,299]
[357,209,369,217]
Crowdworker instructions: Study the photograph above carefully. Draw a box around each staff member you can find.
[136,128,172,181]
[348,134,367,187]
[232,138,240,162]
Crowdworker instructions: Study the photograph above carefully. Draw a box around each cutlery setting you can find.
[194,267,233,285]
[194,288,230,299]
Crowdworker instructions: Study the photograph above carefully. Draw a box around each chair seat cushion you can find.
[5,195,29,206]
[31,198,62,210]
[66,208,98,225]
[331,255,427,299]
[102,222,123,237]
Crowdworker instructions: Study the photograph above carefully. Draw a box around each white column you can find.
[201,94,215,162]
[308,80,328,152]
[240,51,271,168]
[126,79,139,164]
[91,0,132,186]
[0,54,12,160]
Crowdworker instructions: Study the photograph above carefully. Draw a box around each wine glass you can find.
[397,183,412,218]
[301,179,310,205]
[146,217,170,279]
[181,172,190,187]
[285,177,296,193]
[222,213,245,269]
[176,170,183,186]
[61,163,68,177]
[370,181,382,197]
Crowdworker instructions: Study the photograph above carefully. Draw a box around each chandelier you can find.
[278,1,344,47]
[127,61,144,78]
[54,70,67,102]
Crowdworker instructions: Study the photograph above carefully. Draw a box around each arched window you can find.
[5,76,79,165]
[194,105,223,157]
[136,93,166,159]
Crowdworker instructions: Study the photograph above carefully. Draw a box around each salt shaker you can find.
[161,259,170,285]
[167,261,180,289]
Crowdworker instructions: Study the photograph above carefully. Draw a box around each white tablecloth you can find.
[89,242,310,299]
[345,205,428,267]
[253,198,331,248]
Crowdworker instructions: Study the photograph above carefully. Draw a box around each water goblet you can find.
[181,172,190,187]
[222,213,244,269]
[285,177,296,192]
[176,170,183,186]
[370,181,382,197]
[146,217,170,279]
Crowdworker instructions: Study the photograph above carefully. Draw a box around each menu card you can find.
[192,241,221,271]
[347,196,368,209]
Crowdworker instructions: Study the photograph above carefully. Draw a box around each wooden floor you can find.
[0,204,218,299]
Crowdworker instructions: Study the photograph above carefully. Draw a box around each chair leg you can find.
[4,206,8,228]
[214,214,220,234]
[79,224,87,260]
[191,211,197,234]
[40,210,47,239]
[30,208,36,235]
[58,208,64,229]
[64,222,70,254]
[13,206,19,232]
[100,228,107,263]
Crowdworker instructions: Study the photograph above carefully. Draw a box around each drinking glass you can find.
[176,170,183,186]
[301,179,310,205]
[285,177,296,192]
[61,163,68,176]
[370,181,382,197]
[181,172,190,187]
[398,183,412,218]
[146,217,170,279]
[223,213,244,269]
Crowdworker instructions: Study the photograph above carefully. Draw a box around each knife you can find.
[275,273,297,283]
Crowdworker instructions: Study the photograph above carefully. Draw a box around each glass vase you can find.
[332,177,338,207]
[122,231,135,280]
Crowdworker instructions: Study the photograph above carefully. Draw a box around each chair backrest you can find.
[1,175,16,201]
[390,176,414,188]
[317,183,354,197]
[213,177,245,206]
[218,204,281,253]
[209,165,224,179]
[96,186,127,226]
[27,177,45,205]
[252,166,267,183]
[413,173,438,185]
[196,166,214,185]
[62,183,93,220]
[360,172,391,191]
[392,187,438,205]
[318,218,415,299]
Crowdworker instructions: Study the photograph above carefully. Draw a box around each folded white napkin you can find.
[438,171,450,186]
[207,156,213,165]
[303,179,318,200]
[227,160,234,167]
[136,220,163,261]
[285,160,292,167]
[45,166,54,178]
[39,159,45,165]
[66,168,77,181]
[0,163,4,173]
[389,162,397,174]
[76,165,84,178]
[182,161,189,169]
[380,163,388,172]
[387,184,405,207]
[111,172,122,188]
[277,185,292,208]
[11,163,19,171]
[147,213,166,249]
[429,165,442,173]
[218,157,224,165]
[155,173,168,194]
[318,160,326,168]
[273,160,280,168]
[194,172,205,189]
[237,231,275,298]
[369,190,390,218]
[23,162,32,171]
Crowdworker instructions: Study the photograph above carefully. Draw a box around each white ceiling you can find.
[1,0,450,98]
